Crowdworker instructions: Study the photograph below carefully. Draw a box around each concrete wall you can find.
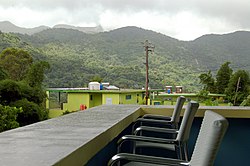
[64,93,90,111]
[102,93,120,105]
[89,93,102,108]
[120,93,138,104]
[1,105,250,166]
[0,105,142,166]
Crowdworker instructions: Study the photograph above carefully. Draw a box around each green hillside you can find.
[1,27,250,92]
[189,31,250,71]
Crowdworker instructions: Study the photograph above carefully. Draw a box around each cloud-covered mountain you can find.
[0,21,103,35]
[0,21,49,35]
[53,24,103,34]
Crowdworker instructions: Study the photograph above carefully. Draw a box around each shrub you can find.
[240,95,250,106]
[11,99,48,126]
[0,79,21,105]
[0,105,22,132]
[197,90,210,102]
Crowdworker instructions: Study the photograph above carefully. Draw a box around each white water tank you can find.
[89,82,100,90]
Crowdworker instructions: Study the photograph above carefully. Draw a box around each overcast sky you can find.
[0,0,250,40]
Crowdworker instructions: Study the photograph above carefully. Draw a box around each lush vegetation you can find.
[199,62,250,106]
[1,28,250,93]
[0,105,22,132]
[241,95,250,106]
[0,47,49,132]
[0,27,250,117]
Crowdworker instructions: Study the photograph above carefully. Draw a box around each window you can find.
[126,95,132,100]
[154,102,161,105]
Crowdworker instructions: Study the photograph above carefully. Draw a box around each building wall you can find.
[64,93,90,111]
[46,91,50,109]
[120,93,138,104]
[62,91,145,111]
[89,93,102,108]
[102,94,120,105]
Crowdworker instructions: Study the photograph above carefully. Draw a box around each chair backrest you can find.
[170,96,186,123]
[176,101,199,142]
[190,110,229,166]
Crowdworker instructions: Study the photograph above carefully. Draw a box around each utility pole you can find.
[142,40,154,105]
[233,77,241,105]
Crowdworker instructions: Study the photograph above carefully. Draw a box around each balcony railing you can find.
[0,105,249,165]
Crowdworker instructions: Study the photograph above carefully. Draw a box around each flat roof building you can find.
[46,88,145,112]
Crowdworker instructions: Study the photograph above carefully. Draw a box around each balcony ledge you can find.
[0,105,249,165]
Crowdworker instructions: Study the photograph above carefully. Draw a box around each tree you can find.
[196,90,210,102]
[11,99,47,126]
[0,48,33,81]
[225,70,250,106]
[199,70,216,93]
[25,61,50,87]
[90,75,103,83]
[216,62,233,94]
[0,80,49,127]
[0,47,50,127]
[0,79,21,105]
[240,95,250,106]
[18,81,47,106]
[0,66,8,80]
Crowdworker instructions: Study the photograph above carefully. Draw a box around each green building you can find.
[46,88,145,111]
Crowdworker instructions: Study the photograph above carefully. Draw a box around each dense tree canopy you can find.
[225,70,250,105]
[25,61,50,87]
[199,62,250,106]
[0,48,33,81]
[0,48,49,130]
[0,66,8,80]
[216,62,233,94]
[199,70,216,93]
[0,79,21,105]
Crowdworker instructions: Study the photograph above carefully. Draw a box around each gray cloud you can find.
[4,0,250,22]
[1,0,250,40]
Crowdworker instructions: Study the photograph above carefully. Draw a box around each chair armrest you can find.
[134,126,178,135]
[108,153,189,166]
[136,118,173,124]
[118,135,176,145]
[132,118,174,132]
[142,114,172,120]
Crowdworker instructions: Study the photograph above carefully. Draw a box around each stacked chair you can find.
[132,96,186,131]
[108,111,228,166]
[108,110,228,166]
[117,101,199,161]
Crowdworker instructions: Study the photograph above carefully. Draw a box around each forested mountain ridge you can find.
[189,31,250,71]
[0,26,250,92]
